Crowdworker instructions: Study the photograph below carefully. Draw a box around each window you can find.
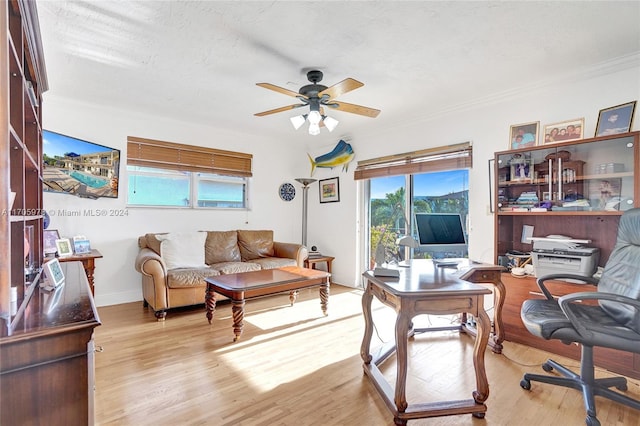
[356,143,471,267]
[126,137,252,209]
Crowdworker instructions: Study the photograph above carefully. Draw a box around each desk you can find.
[53,249,103,296]
[360,259,494,424]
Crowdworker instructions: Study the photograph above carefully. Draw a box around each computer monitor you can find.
[414,213,468,259]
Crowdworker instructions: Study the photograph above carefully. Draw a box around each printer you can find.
[529,235,600,279]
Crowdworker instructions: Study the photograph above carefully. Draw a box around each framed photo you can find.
[319,177,340,203]
[43,229,60,255]
[509,121,539,150]
[43,258,65,288]
[55,238,73,257]
[73,237,91,254]
[595,101,636,137]
[510,160,533,182]
[543,118,585,144]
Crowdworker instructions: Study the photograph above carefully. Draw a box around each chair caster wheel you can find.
[542,362,553,372]
[472,412,485,419]
[586,415,600,426]
[520,379,531,390]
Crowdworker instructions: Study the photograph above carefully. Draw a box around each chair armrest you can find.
[273,241,308,267]
[536,273,599,300]
[558,291,640,339]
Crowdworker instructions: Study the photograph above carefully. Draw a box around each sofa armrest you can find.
[273,241,308,267]
[135,248,169,311]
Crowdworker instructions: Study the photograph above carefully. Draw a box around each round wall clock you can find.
[279,183,296,201]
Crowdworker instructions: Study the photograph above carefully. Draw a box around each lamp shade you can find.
[290,115,306,130]
[323,116,339,132]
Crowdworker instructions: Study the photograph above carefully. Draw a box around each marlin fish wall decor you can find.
[307,140,355,176]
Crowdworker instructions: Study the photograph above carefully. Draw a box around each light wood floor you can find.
[94,285,640,425]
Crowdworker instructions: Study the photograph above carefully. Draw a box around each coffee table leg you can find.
[231,298,245,342]
[320,278,330,316]
[205,284,217,324]
[289,290,298,306]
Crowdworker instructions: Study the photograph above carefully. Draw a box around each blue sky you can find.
[370,170,468,199]
[43,130,117,157]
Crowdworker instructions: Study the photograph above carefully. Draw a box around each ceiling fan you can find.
[254,70,380,135]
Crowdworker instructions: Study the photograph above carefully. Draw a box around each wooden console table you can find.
[361,259,496,424]
[52,249,103,296]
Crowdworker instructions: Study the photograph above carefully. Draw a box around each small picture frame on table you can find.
[42,258,65,289]
[509,121,539,150]
[55,238,73,257]
[543,118,585,144]
[43,229,60,255]
[319,177,340,203]
[510,160,533,182]
[595,101,636,137]
[73,236,91,254]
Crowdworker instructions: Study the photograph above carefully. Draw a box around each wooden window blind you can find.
[353,142,472,180]
[127,136,253,177]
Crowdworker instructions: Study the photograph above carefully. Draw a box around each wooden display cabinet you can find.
[494,131,640,379]
[1,2,100,425]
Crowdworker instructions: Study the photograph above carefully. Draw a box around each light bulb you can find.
[290,115,306,130]
[323,116,339,132]
[308,123,321,135]
[307,110,322,126]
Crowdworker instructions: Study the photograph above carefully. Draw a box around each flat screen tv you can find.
[414,213,468,257]
[43,130,120,199]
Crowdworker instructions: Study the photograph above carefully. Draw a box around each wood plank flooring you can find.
[94,285,640,425]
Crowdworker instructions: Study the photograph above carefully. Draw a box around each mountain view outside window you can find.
[368,169,469,267]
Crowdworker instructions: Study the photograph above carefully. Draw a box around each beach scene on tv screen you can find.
[43,130,120,199]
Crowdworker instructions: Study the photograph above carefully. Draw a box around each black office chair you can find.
[520,208,640,426]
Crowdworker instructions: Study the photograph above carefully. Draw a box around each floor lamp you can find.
[295,178,317,247]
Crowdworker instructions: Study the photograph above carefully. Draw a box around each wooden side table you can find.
[304,255,334,283]
[52,249,103,296]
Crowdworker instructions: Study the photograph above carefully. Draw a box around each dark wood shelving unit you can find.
[493,131,640,379]
[1,2,100,424]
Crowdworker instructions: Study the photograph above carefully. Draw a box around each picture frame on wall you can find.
[319,177,340,203]
[595,101,636,137]
[509,121,539,150]
[543,118,585,144]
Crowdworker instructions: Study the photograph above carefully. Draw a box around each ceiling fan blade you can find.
[328,101,380,118]
[319,78,364,100]
[254,104,305,117]
[256,82,304,98]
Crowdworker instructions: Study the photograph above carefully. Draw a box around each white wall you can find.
[43,59,640,306]
[305,62,640,288]
[43,97,308,306]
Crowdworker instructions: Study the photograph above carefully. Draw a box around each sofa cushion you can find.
[205,231,241,264]
[210,261,261,275]
[156,231,208,270]
[237,230,275,261]
[250,257,297,270]
[167,267,220,288]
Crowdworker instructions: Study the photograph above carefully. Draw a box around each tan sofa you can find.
[135,230,307,320]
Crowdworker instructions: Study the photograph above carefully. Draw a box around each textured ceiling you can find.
[37,1,640,142]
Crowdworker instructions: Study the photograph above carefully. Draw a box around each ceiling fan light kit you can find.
[256,70,380,136]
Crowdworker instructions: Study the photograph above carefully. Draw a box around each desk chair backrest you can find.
[598,208,640,334]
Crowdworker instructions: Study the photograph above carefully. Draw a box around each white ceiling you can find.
[37,1,640,142]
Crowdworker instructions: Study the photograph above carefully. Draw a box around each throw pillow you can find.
[156,231,208,270]
[237,230,274,260]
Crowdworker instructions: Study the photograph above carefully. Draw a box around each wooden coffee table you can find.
[205,266,330,341]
